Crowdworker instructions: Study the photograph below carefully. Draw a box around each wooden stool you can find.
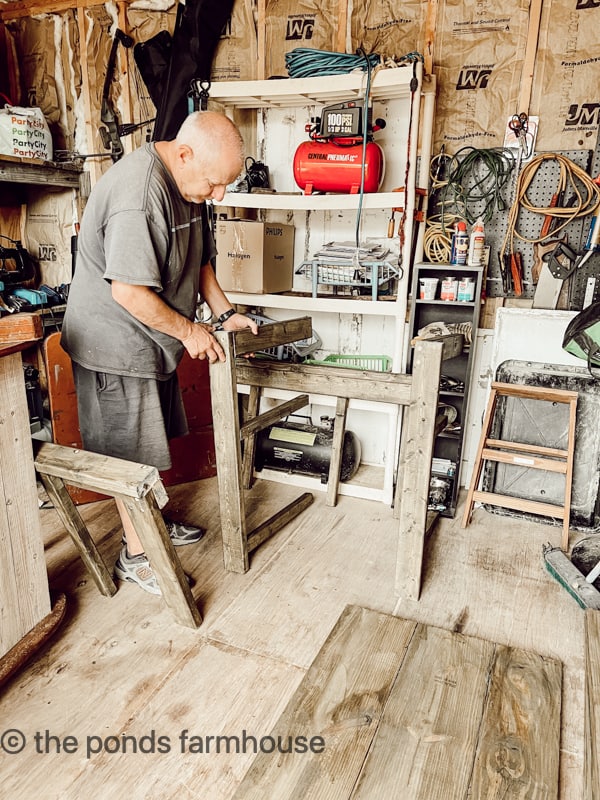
[462,381,578,551]
[34,442,202,629]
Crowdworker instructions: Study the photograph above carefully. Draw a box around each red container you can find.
[293,139,384,194]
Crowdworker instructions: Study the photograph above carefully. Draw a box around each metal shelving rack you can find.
[207,65,433,504]
[407,263,484,517]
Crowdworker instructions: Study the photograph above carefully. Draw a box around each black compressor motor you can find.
[254,416,361,483]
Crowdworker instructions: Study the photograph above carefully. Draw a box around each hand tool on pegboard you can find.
[500,153,600,300]
[534,208,600,308]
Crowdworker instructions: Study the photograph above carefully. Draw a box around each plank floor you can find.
[0,476,589,799]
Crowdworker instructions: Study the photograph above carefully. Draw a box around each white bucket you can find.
[419,277,438,300]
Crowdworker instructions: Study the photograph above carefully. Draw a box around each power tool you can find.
[293,101,386,195]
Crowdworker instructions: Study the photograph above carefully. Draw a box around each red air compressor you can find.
[293,101,385,195]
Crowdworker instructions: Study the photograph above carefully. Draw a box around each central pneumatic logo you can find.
[307,153,358,162]
[456,68,493,90]
[286,17,315,40]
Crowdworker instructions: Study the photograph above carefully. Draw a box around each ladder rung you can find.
[472,490,566,520]
[484,438,569,459]
[491,381,578,403]
[481,448,568,473]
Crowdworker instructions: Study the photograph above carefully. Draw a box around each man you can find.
[61,111,258,594]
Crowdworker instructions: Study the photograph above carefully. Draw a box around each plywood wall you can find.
[0,0,598,171]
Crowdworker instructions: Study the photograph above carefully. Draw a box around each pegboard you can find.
[475,149,592,298]
[426,148,595,299]
[568,250,600,309]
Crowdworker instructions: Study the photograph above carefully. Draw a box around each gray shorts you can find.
[72,364,189,471]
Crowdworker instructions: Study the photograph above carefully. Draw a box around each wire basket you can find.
[296,259,399,300]
[245,311,322,361]
[304,354,392,372]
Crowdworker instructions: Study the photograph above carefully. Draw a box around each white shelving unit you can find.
[210,64,433,503]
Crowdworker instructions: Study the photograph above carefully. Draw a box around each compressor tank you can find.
[255,420,361,483]
[293,140,384,194]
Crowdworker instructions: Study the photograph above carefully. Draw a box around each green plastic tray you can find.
[304,354,392,372]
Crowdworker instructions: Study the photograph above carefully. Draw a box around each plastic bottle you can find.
[467,218,485,266]
[450,221,468,265]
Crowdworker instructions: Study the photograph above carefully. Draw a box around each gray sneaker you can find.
[164,518,206,546]
[114,547,161,595]
[114,546,193,596]
[120,518,205,550]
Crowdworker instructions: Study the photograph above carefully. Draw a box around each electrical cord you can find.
[436,146,516,224]
[285,48,381,78]
[355,48,371,252]
[423,212,464,263]
[500,152,600,257]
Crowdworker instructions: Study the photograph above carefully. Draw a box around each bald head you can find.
[157,111,245,203]
[176,111,244,166]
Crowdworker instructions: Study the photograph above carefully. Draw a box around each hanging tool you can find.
[532,237,566,284]
[510,250,524,296]
[532,241,576,308]
[387,187,405,237]
[99,28,134,162]
[540,188,562,239]
[188,79,211,112]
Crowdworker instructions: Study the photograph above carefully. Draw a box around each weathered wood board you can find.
[233,604,563,800]
[584,610,600,800]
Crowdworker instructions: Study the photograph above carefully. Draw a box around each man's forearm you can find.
[111,281,194,341]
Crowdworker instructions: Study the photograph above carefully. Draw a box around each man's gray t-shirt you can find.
[61,143,217,379]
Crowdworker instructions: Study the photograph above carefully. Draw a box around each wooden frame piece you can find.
[211,321,316,574]
[211,320,444,600]
[34,442,202,629]
[585,609,600,799]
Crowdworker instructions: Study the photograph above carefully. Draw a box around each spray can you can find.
[450,221,468,265]
[467,217,485,266]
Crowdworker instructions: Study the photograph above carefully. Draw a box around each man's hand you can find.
[181,322,226,362]
[221,312,259,335]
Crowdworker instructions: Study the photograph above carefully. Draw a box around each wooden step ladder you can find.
[462,381,578,551]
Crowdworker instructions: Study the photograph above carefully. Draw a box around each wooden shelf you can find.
[216,190,404,212]
[231,291,401,316]
[209,65,421,109]
[0,155,82,189]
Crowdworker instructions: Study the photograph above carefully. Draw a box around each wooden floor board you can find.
[0,477,589,798]
[204,499,400,669]
[471,646,562,799]
[231,606,418,800]
[352,625,496,799]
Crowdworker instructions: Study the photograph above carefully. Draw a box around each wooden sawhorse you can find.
[210,318,449,600]
[34,443,202,629]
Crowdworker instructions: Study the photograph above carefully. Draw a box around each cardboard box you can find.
[216,220,294,294]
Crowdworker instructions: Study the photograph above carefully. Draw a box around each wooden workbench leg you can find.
[39,473,117,597]
[326,397,349,507]
[242,385,261,490]
[395,340,443,601]
[211,331,249,573]
[120,494,202,629]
